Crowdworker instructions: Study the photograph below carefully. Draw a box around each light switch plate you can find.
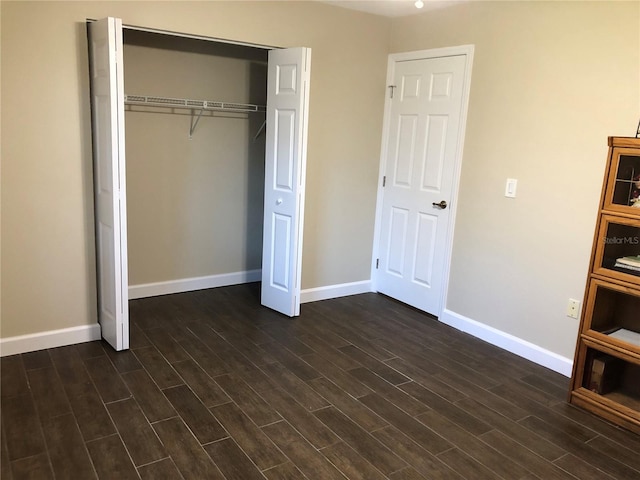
[505,178,517,198]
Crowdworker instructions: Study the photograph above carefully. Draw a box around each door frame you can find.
[371,45,474,318]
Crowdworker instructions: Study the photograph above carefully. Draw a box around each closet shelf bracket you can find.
[253,119,267,142]
[190,108,205,139]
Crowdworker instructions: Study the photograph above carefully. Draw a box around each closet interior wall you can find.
[123,30,268,291]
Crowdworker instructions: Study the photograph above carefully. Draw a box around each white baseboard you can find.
[129,270,262,299]
[440,309,573,377]
[0,284,572,378]
[300,280,373,304]
[0,324,102,357]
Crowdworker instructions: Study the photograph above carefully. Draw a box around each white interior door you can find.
[261,47,311,317]
[375,51,470,316]
[88,17,129,350]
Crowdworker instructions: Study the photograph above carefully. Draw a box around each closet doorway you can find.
[88,17,311,351]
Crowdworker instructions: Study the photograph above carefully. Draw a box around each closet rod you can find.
[124,94,266,113]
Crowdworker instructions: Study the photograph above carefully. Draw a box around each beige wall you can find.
[2,0,639,364]
[124,38,267,285]
[390,1,640,358]
[1,1,389,338]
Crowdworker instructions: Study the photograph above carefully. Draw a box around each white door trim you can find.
[88,18,278,51]
[371,45,474,318]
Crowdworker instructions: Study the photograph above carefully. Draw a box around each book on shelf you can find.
[606,328,640,348]
[614,255,640,272]
[614,261,640,272]
[588,354,623,395]
[616,255,640,267]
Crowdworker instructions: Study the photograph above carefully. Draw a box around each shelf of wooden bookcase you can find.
[571,336,640,392]
[580,276,640,353]
[581,333,640,362]
[571,387,640,435]
[604,139,640,214]
[593,214,640,285]
[570,341,640,434]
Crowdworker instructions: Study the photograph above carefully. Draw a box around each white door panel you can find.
[387,207,409,276]
[422,115,448,191]
[413,212,438,286]
[377,54,467,315]
[261,47,311,317]
[88,17,129,350]
[394,115,418,186]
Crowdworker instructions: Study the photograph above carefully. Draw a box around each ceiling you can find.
[321,0,459,18]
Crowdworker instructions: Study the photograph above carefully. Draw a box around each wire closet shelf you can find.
[124,94,266,113]
[124,94,266,138]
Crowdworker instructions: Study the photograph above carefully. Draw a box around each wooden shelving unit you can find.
[569,137,640,435]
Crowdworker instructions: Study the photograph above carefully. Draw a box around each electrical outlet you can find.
[567,298,580,319]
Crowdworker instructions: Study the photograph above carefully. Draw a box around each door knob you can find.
[432,200,447,209]
[276,198,283,205]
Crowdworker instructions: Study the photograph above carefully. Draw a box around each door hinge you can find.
[376,259,379,269]
[388,85,396,99]
[382,176,386,187]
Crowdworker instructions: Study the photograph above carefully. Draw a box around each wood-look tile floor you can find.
[2,284,640,479]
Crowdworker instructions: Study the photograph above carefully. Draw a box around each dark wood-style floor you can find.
[2,284,640,479]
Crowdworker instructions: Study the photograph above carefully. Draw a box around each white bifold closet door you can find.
[89,17,311,351]
[88,17,129,351]
[261,47,311,317]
